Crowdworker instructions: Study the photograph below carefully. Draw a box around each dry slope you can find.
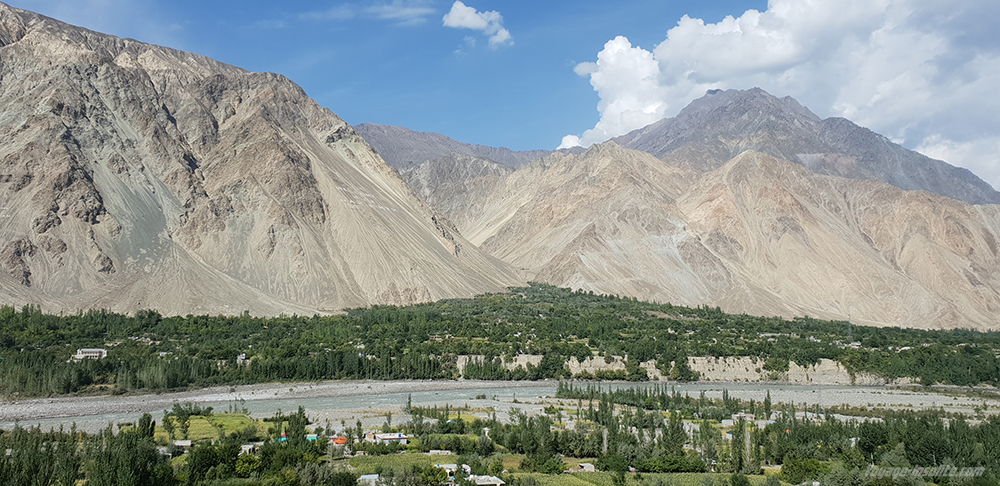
[0,3,520,315]
[433,142,1000,329]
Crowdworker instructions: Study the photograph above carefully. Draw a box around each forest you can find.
[1,283,999,397]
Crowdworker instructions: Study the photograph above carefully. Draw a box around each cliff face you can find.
[0,3,519,315]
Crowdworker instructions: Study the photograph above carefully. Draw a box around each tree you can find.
[137,413,156,438]
[236,453,262,478]
[729,474,751,486]
[478,434,495,457]
[162,410,176,440]
[87,426,174,486]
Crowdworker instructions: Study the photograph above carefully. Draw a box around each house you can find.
[435,464,471,479]
[429,449,452,455]
[374,432,410,445]
[70,348,107,362]
[332,436,349,445]
[567,463,596,473]
[468,475,505,486]
[359,475,380,486]
[240,444,256,456]
[173,440,192,449]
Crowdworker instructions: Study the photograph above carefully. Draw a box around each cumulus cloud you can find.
[443,1,512,49]
[561,0,1000,190]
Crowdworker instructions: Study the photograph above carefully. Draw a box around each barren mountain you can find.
[354,123,570,169]
[613,88,1000,205]
[431,142,1000,329]
[0,3,519,316]
[400,154,514,222]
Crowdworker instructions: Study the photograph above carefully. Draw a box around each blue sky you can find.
[9,0,1000,189]
[11,0,765,150]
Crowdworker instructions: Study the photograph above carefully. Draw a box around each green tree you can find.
[87,426,174,486]
[729,473,751,486]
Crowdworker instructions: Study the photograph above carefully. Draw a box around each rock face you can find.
[354,123,573,170]
[0,3,520,315]
[427,142,1000,329]
[613,88,1000,205]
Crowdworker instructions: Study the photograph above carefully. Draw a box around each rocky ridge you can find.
[425,142,1000,329]
[354,122,575,170]
[0,3,520,315]
[613,88,1000,205]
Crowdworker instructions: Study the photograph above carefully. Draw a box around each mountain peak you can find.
[0,2,520,315]
[613,88,1000,205]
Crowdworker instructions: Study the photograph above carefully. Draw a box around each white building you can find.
[468,475,505,486]
[373,432,410,445]
[71,348,107,361]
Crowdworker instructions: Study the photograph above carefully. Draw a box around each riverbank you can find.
[0,379,557,423]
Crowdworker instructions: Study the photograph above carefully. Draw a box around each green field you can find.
[349,453,462,474]
[154,413,256,442]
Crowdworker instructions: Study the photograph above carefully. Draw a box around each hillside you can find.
[426,142,1000,329]
[613,88,1000,205]
[354,123,571,169]
[0,2,520,316]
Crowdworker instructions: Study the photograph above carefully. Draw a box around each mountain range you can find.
[1,2,998,329]
[0,3,517,316]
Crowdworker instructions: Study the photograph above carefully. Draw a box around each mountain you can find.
[400,154,515,225]
[0,3,520,316]
[354,123,569,169]
[423,141,1000,329]
[613,88,1000,205]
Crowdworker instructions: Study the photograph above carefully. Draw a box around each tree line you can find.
[2,284,999,397]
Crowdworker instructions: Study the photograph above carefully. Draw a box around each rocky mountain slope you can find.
[426,142,1000,329]
[354,123,570,169]
[613,88,1000,205]
[400,154,514,223]
[0,3,520,316]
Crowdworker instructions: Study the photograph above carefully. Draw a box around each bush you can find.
[635,456,706,473]
[781,455,828,484]
[729,473,751,486]
[596,454,629,473]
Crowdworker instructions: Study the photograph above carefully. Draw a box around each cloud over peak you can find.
[443,1,512,49]
[561,0,1000,189]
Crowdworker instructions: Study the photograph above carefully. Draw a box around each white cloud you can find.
[366,1,434,25]
[302,1,434,25]
[442,1,512,49]
[563,0,1000,190]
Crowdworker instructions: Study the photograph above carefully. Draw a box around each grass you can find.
[209,413,256,433]
[349,453,461,474]
[154,413,258,443]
